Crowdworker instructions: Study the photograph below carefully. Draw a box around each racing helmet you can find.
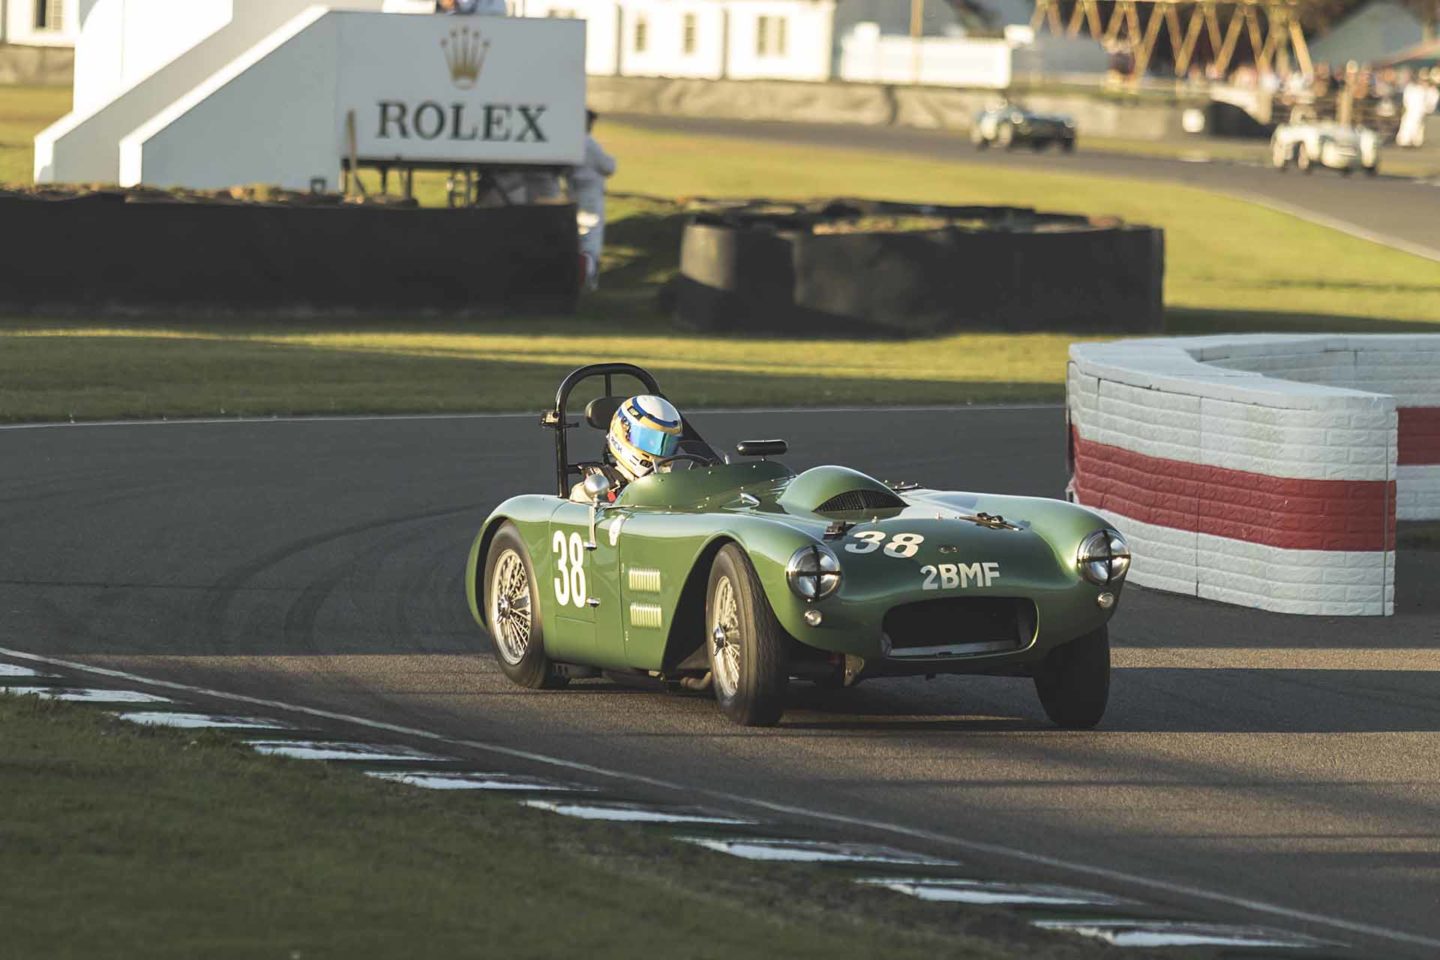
[608,395,683,482]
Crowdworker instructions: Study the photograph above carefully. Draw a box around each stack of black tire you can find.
[674,199,1163,337]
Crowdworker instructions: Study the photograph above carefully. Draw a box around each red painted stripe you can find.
[1072,430,1395,552]
[1399,408,1440,466]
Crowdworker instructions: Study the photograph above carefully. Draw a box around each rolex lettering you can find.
[337,14,585,168]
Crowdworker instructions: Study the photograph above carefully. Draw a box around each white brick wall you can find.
[1069,334,1440,617]
[1398,465,1440,521]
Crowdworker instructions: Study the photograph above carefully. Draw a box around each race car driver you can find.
[571,395,684,502]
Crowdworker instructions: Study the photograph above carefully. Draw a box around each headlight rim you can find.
[1077,528,1130,586]
[786,543,843,601]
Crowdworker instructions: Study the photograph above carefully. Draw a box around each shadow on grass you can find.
[1166,307,1440,335]
[0,332,1062,423]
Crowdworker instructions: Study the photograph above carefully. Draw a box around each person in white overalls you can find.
[572,110,617,291]
[1396,71,1436,148]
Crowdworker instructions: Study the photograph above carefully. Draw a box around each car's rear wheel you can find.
[1033,625,1109,729]
[484,523,569,690]
[997,123,1015,149]
[1061,137,1076,153]
[706,544,788,726]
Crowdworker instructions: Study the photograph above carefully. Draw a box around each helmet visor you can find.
[627,422,680,458]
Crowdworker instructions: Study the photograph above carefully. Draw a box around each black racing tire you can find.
[705,544,789,726]
[997,123,1015,149]
[1365,161,1379,177]
[1033,625,1109,729]
[483,523,569,690]
[974,137,990,151]
[1030,139,1047,152]
[1271,139,1289,170]
[1061,138,1076,153]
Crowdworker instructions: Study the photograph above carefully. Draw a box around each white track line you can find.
[0,404,1061,432]
[5,645,1435,953]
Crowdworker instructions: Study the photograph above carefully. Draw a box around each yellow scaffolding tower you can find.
[1030,0,1313,80]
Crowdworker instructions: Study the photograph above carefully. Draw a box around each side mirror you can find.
[583,472,613,503]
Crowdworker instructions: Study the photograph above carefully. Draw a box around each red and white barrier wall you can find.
[1068,335,1440,616]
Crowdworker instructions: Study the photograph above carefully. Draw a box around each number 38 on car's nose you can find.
[466,364,1130,728]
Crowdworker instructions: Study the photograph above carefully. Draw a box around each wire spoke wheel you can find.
[489,548,532,665]
[710,575,742,698]
[481,523,568,690]
[705,544,788,726]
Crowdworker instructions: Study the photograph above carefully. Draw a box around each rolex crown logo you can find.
[441,26,489,90]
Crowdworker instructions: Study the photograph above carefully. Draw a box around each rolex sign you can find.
[337,13,586,166]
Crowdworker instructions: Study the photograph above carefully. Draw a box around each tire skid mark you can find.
[202,503,475,655]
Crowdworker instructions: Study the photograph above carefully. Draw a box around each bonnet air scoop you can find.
[779,466,906,516]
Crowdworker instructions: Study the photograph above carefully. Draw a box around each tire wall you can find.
[1068,335,1440,617]
[680,220,1164,335]
[0,195,580,313]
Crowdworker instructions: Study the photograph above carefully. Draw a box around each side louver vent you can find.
[816,489,905,513]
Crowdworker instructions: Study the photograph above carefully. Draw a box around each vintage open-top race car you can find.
[466,364,1131,727]
[972,102,1077,152]
[1271,112,1380,175]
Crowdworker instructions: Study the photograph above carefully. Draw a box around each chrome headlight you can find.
[786,544,842,600]
[1077,529,1130,585]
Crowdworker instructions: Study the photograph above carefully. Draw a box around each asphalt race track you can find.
[615,115,1440,262]
[4,407,1439,956]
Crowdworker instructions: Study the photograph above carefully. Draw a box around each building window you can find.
[682,13,697,55]
[34,0,66,31]
[756,16,787,57]
[634,15,648,53]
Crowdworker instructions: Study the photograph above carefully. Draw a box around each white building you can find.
[519,0,843,81]
[522,0,1101,89]
[1,0,80,47]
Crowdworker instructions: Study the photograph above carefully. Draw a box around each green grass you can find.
[1,94,1438,421]
[0,692,1102,960]
[0,85,68,184]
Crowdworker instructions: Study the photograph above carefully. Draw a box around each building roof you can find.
[1308,1,1424,67]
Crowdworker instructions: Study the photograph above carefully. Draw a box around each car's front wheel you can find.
[1271,139,1289,169]
[1033,625,1109,729]
[706,544,788,726]
[484,523,569,690]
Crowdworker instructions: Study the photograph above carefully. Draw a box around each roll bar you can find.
[542,363,662,498]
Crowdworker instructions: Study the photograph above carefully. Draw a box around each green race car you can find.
[466,363,1130,727]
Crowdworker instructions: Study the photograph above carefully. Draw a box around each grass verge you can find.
[0,692,1116,960]
[1,89,1438,421]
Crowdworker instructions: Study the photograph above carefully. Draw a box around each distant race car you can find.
[972,104,1077,151]
[465,363,1132,727]
[1271,116,1379,175]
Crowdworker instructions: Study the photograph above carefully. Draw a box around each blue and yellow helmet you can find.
[608,395,683,481]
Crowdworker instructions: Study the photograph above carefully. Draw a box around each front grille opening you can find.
[816,488,905,513]
[882,597,1037,657]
